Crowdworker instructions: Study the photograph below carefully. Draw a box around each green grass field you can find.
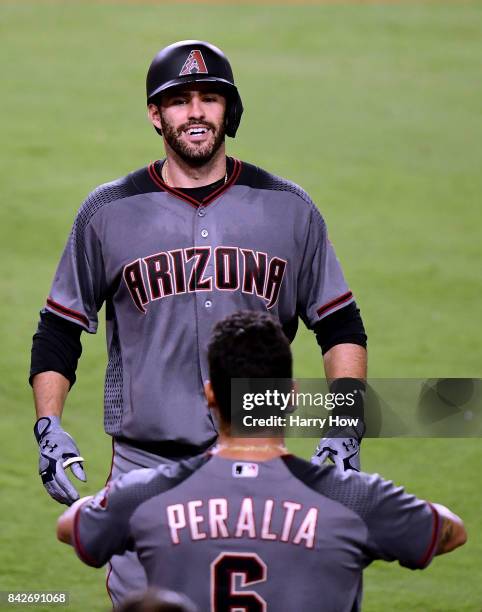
[1,2,481,610]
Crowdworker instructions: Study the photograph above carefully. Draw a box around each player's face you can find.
[155,86,227,165]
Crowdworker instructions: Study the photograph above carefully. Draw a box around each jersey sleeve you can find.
[73,468,158,568]
[45,192,107,333]
[297,204,354,328]
[72,457,206,568]
[363,473,441,569]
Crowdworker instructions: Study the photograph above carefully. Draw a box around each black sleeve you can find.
[29,310,83,388]
[313,301,367,355]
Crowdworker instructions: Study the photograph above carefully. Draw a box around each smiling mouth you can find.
[184,126,210,136]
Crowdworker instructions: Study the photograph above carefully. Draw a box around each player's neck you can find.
[213,435,288,461]
[163,146,227,188]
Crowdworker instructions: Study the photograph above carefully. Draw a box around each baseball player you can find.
[30,40,367,603]
[116,588,197,612]
[57,312,466,612]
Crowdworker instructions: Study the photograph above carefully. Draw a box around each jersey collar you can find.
[148,156,242,209]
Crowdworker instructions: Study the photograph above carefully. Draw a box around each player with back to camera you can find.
[30,40,367,604]
[116,588,197,612]
[57,311,466,612]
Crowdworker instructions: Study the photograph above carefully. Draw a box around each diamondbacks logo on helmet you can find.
[179,50,208,76]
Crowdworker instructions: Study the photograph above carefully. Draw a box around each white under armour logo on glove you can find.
[311,436,361,471]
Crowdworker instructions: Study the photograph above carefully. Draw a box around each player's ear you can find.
[204,381,217,409]
[147,103,162,131]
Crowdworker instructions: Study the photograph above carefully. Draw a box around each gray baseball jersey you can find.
[45,158,354,445]
[74,454,440,611]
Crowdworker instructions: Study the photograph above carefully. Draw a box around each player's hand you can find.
[311,435,360,471]
[34,416,86,506]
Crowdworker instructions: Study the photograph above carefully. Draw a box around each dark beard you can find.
[160,115,226,167]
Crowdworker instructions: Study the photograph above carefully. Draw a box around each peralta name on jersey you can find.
[123,246,287,312]
[166,497,318,549]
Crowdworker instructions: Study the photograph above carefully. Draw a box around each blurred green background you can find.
[1,2,481,610]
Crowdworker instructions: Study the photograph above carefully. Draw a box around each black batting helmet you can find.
[146,40,243,138]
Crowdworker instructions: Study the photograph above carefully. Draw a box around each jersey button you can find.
[201,229,208,238]
[205,300,212,308]
[198,207,206,217]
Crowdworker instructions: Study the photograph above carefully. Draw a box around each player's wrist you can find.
[323,424,364,443]
[34,415,62,443]
[327,377,365,441]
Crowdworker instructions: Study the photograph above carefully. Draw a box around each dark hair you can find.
[116,588,197,612]
[207,311,292,423]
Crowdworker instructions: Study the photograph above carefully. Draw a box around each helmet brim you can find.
[147,75,238,103]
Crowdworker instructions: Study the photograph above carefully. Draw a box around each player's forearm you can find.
[57,496,93,545]
[432,503,467,555]
[32,371,70,419]
[323,343,367,381]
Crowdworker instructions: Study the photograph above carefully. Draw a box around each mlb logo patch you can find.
[233,462,259,478]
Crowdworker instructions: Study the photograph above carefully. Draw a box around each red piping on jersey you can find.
[148,158,242,209]
[316,291,353,318]
[203,159,241,204]
[46,297,89,327]
[417,503,441,568]
[72,500,101,568]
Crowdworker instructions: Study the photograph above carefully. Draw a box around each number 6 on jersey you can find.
[211,552,267,611]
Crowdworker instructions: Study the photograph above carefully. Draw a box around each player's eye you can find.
[165,95,188,106]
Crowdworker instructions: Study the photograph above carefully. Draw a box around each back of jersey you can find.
[130,454,369,612]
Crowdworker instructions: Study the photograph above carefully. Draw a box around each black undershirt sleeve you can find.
[313,301,367,355]
[29,311,83,388]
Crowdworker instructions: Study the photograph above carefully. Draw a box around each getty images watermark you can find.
[241,388,359,430]
[230,378,482,438]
